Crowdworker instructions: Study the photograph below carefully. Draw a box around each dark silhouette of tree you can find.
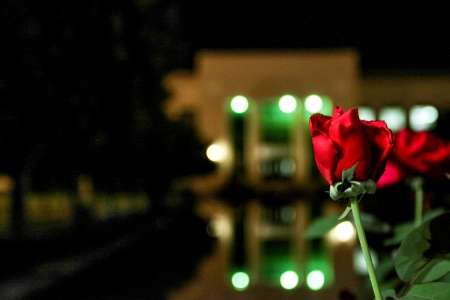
[0,0,212,235]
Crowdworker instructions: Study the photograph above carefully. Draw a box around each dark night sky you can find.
[182,2,450,73]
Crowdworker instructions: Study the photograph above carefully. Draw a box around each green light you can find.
[305,95,323,113]
[280,271,299,290]
[231,272,250,290]
[278,95,297,113]
[306,270,325,291]
[230,95,249,114]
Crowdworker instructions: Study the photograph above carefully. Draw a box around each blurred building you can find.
[163,49,450,300]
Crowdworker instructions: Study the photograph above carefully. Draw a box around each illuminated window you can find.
[280,206,296,223]
[306,240,334,290]
[358,106,376,121]
[229,97,249,167]
[260,101,297,142]
[259,157,296,179]
[409,105,438,131]
[379,106,406,132]
[279,157,296,177]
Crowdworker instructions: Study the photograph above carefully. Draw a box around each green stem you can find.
[413,177,424,228]
[350,196,382,300]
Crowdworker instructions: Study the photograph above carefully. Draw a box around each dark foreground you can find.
[0,208,215,300]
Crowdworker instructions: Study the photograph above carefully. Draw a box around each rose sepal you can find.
[330,179,376,200]
[328,163,377,219]
[329,163,377,201]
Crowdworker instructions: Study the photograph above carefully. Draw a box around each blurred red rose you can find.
[375,161,405,189]
[379,128,450,186]
[309,106,394,185]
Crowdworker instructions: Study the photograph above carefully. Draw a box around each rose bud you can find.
[309,106,394,200]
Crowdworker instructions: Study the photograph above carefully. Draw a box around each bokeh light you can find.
[379,106,406,132]
[278,95,297,113]
[409,105,438,131]
[353,248,378,275]
[280,271,299,289]
[230,95,249,113]
[306,270,325,291]
[334,221,355,242]
[231,272,250,290]
[358,106,376,121]
[304,95,323,113]
[206,143,225,162]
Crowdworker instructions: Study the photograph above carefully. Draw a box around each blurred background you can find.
[0,1,450,300]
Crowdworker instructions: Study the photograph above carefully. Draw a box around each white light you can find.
[358,106,376,121]
[206,220,222,237]
[279,95,297,113]
[307,270,325,291]
[379,107,406,132]
[334,221,355,242]
[279,157,296,177]
[410,105,439,131]
[231,272,250,290]
[305,95,323,113]
[353,248,378,275]
[206,144,225,162]
[280,271,299,290]
[230,95,249,113]
[280,206,296,223]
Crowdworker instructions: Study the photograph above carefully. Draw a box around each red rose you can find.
[388,128,450,180]
[309,106,394,185]
[375,161,405,189]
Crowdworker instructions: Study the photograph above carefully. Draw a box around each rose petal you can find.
[360,120,395,180]
[393,129,450,177]
[376,161,404,189]
[310,115,338,184]
[333,106,344,118]
[328,108,373,181]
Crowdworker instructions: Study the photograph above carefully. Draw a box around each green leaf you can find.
[395,212,450,283]
[435,271,450,283]
[377,257,396,281]
[381,277,404,296]
[404,282,450,300]
[415,258,450,284]
[303,214,347,239]
[384,221,415,247]
[360,212,391,233]
[382,288,400,299]
[422,208,446,223]
[384,209,445,247]
[394,218,431,282]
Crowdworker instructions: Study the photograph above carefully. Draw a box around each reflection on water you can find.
[171,198,371,300]
[0,173,373,299]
